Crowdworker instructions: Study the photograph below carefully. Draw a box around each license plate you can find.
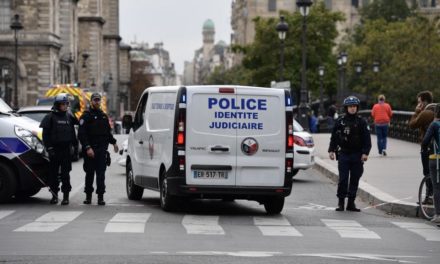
[193,170,229,179]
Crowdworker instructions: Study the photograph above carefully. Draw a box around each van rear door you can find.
[235,87,285,187]
[185,86,237,186]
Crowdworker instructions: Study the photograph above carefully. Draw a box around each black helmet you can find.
[54,93,69,105]
[343,96,360,107]
[91,92,102,101]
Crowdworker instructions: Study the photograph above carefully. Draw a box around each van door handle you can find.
[139,140,143,144]
[210,146,229,152]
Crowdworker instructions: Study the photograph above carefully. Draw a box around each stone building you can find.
[184,19,232,85]
[0,0,127,116]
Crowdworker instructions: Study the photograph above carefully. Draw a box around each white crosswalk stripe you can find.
[322,219,381,239]
[0,210,15,220]
[104,213,151,233]
[14,211,83,232]
[182,215,225,235]
[392,222,440,242]
[253,216,302,236]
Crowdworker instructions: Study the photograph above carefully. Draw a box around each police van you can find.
[0,99,49,202]
[125,85,294,214]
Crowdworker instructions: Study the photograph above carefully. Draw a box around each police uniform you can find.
[78,93,116,205]
[328,96,372,211]
[40,94,78,205]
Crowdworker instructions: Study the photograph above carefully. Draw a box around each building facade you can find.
[0,0,126,116]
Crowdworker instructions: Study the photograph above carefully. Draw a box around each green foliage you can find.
[360,0,412,23]
[205,65,251,85]
[346,16,440,110]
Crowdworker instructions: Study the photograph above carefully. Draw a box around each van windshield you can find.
[0,98,13,114]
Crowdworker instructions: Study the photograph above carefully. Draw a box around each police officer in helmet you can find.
[328,96,371,212]
[78,92,118,205]
[40,93,78,205]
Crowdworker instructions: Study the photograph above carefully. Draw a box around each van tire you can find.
[292,169,299,177]
[126,161,143,200]
[264,197,285,215]
[0,163,17,202]
[159,171,178,211]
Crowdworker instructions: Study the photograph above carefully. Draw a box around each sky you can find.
[120,0,233,75]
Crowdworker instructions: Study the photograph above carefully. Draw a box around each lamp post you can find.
[318,65,325,117]
[355,61,380,106]
[296,0,313,130]
[337,51,347,110]
[276,16,288,82]
[10,14,23,109]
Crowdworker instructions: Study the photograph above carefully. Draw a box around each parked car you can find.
[17,105,81,161]
[293,119,315,176]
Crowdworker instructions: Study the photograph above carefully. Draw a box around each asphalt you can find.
[312,133,422,217]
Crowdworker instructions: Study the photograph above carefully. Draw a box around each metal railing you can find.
[358,110,419,143]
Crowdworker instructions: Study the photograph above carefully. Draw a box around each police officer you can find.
[40,93,78,205]
[328,96,371,212]
[78,93,118,205]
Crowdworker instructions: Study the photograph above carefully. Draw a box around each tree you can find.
[360,0,412,23]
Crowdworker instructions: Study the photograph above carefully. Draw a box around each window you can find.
[431,0,437,7]
[0,0,11,32]
[325,0,332,9]
[352,0,359,8]
[133,93,148,131]
[420,0,428,7]
[268,0,276,12]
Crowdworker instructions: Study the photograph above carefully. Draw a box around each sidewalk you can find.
[313,133,421,217]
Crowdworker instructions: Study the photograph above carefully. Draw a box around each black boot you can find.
[335,198,345,211]
[61,192,69,205]
[50,193,58,204]
[97,194,105,206]
[346,198,361,212]
[83,193,92,205]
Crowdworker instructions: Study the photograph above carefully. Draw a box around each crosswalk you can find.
[0,210,439,241]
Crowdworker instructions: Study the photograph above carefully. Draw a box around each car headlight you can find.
[14,126,45,154]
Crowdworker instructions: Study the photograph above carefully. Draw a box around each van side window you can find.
[133,93,148,131]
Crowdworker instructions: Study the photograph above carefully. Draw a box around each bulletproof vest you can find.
[86,109,110,137]
[338,115,362,152]
[50,112,74,145]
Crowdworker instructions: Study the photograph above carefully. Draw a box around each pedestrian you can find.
[326,104,337,132]
[371,94,393,156]
[328,96,371,212]
[40,93,78,205]
[78,93,119,205]
[421,103,440,223]
[409,91,435,205]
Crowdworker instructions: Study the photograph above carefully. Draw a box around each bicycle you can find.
[418,175,435,220]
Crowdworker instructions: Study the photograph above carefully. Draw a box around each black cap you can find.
[91,92,101,100]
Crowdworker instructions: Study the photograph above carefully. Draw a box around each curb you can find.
[314,157,419,217]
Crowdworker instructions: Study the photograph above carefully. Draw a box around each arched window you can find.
[0,0,11,32]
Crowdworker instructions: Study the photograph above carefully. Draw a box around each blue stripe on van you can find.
[0,137,30,154]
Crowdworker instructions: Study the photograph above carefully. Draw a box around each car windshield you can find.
[19,112,49,122]
[293,119,304,132]
[0,98,13,114]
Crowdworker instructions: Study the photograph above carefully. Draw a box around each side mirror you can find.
[122,114,133,130]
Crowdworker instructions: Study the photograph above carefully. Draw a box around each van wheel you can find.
[292,169,299,177]
[160,171,178,212]
[126,161,143,200]
[0,163,17,202]
[264,197,285,215]
[15,187,41,198]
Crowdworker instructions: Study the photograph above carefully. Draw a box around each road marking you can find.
[105,213,151,233]
[178,251,281,257]
[253,216,302,236]
[14,211,83,232]
[392,222,440,241]
[322,219,381,239]
[292,253,422,263]
[182,215,224,235]
[0,210,14,220]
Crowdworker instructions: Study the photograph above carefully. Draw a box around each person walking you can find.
[328,96,372,212]
[409,91,435,205]
[40,93,78,205]
[78,93,118,205]
[371,94,393,156]
[421,104,440,223]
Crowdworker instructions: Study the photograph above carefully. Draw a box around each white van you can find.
[125,85,294,214]
[0,99,49,202]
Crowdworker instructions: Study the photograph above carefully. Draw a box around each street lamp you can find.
[318,65,325,117]
[10,14,23,109]
[296,0,313,130]
[337,51,348,110]
[276,16,288,82]
[355,61,380,106]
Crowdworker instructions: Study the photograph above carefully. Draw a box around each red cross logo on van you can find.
[241,137,258,156]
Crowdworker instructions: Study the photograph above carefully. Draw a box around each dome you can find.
[203,19,215,31]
